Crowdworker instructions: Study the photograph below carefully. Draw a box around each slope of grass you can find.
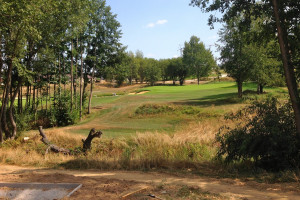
[63,81,286,138]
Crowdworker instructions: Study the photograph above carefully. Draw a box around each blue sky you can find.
[106,0,222,60]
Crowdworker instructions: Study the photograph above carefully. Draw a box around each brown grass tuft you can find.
[0,120,224,170]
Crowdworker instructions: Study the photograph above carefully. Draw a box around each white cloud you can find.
[146,23,155,28]
[145,19,168,28]
[173,55,179,58]
[156,19,168,25]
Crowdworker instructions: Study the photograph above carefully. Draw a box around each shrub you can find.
[216,97,300,171]
[50,92,80,126]
[15,109,35,132]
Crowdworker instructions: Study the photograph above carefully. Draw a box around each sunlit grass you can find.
[65,81,286,137]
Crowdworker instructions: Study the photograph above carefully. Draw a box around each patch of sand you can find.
[128,91,149,95]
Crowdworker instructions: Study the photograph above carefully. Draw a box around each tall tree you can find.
[190,0,300,139]
[144,58,161,86]
[183,36,216,85]
[85,0,122,114]
[218,19,254,98]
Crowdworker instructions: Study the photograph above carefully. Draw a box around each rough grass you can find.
[0,120,221,170]
[134,104,222,119]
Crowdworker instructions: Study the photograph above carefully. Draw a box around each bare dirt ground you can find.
[0,165,300,200]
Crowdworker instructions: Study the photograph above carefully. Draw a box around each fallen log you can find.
[38,126,71,154]
[38,126,102,154]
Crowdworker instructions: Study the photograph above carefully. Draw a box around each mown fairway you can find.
[62,81,285,138]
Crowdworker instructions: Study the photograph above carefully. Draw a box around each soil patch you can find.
[0,165,300,200]
[0,183,81,200]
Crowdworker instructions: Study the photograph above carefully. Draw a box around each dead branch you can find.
[82,128,102,151]
[38,126,102,154]
[38,126,71,155]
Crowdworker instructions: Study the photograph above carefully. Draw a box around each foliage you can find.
[167,58,188,86]
[183,36,216,84]
[144,58,161,86]
[190,0,300,139]
[50,92,80,127]
[216,97,300,170]
[0,0,124,141]
[114,64,129,87]
[15,110,35,133]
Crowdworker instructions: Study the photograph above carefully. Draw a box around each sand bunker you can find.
[129,91,149,95]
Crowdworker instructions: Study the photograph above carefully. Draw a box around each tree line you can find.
[0,0,123,142]
[113,36,217,87]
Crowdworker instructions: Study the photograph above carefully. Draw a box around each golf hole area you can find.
[0,182,82,200]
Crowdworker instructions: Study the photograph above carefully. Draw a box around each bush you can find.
[216,97,300,171]
[15,110,35,132]
[50,92,80,126]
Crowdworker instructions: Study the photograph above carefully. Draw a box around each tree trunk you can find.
[0,58,13,139]
[32,83,36,111]
[58,54,61,98]
[237,80,243,98]
[88,48,96,115]
[80,39,83,119]
[53,79,56,107]
[40,83,43,110]
[0,84,4,143]
[20,85,23,113]
[0,47,3,142]
[48,74,51,111]
[82,128,102,151]
[63,55,66,92]
[82,61,88,103]
[29,84,31,108]
[9,79,22,139]
[74,37,79,109]
[46,76,48,114]
[88,68,94,114]
[271,0,300,137]
[25,83,29,109]
[18,85,23,114]
[180,78,184,86]
[70,40,74,111]
[259,84,264,94]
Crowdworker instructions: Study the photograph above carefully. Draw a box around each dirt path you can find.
[0,165,299,200]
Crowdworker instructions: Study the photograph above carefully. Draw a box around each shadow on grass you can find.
[173,92,240,107]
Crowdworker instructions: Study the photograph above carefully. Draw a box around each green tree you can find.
[190,0,300,142]
[218,19,254,98]
[144,58,161,86]
[167,58,187,86]
[246,42,284,94]
[183,36,216,85]
[127,51,138,85]
[174,58,188,86]
[159,59,170,84]
[84,0,122,113]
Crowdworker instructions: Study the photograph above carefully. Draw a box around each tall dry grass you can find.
[0,119,227,170]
